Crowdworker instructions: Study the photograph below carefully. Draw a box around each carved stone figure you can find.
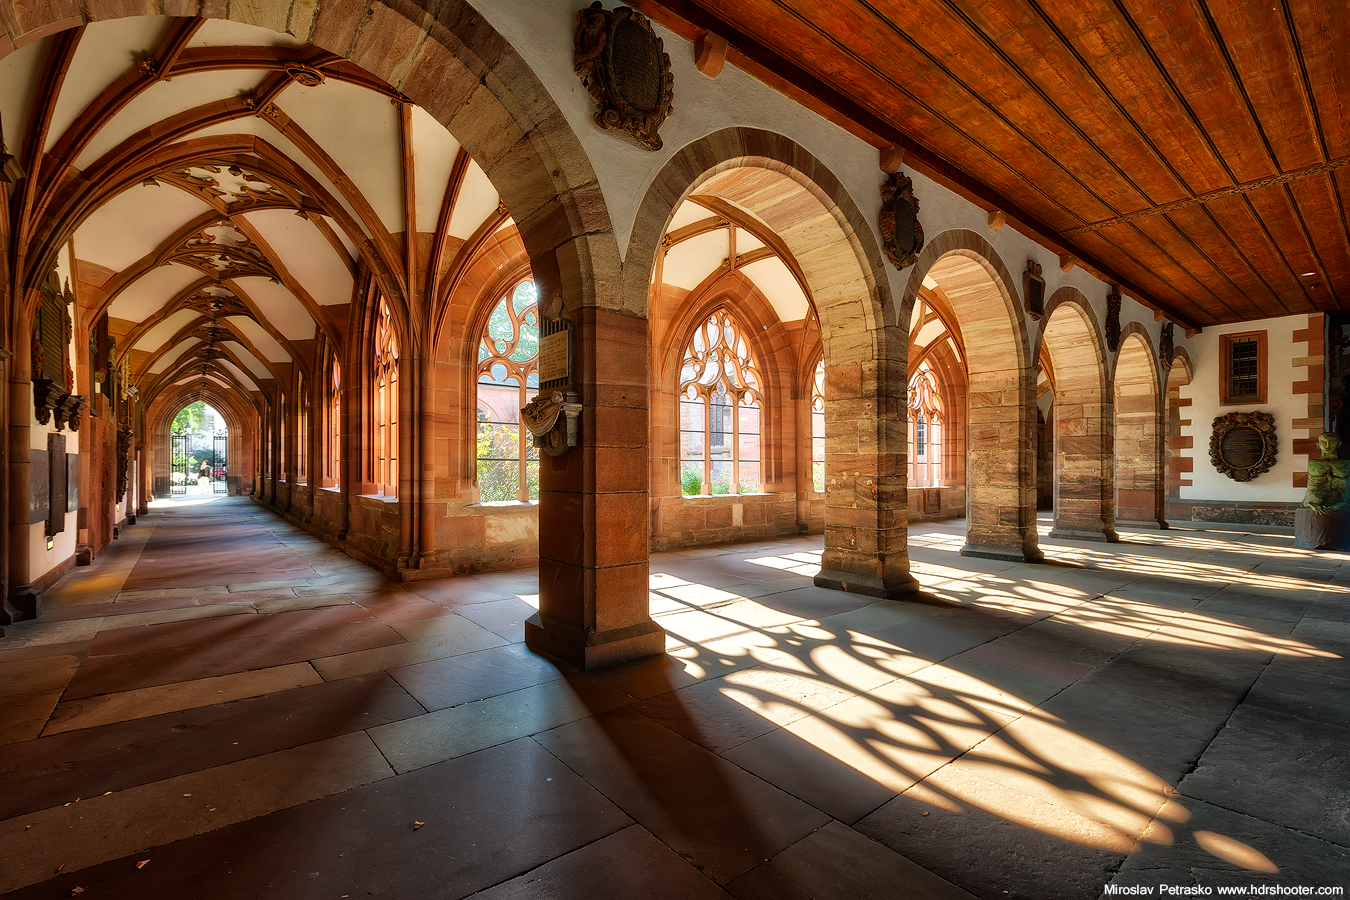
[1296,431,1350,550]
[1301,432,1350,513]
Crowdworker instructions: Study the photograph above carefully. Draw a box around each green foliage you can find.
[711,478,730,496]
[172,401,214,435]
[681,467,702,496]
[812,461,824,493]
[738,479,759,494]
[476,420,539,502]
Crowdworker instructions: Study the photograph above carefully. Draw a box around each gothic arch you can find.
[626,127,913,598]
[1115,325,1165,528]
[902,228,1039,562]
[1039,286,1115,542]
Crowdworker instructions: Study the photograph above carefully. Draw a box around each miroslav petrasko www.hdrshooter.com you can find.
[1104,885,1346,896]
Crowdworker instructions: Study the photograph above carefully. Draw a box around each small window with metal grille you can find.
[1220,331,1266,405]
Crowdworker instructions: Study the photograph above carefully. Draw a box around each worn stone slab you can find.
[727,820,976,900]
[310,625,508,681]
[369,677,632,774]
[0,689,65,744]
[0,732,394,895]
[43,662,323,736]
[536,708,830,885]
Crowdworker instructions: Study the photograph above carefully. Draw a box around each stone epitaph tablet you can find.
[1210,410,1277,482]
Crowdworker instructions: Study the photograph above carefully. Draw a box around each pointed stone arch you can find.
[625,127,913,599]
[1037,286,1115,542]
[901,229,1039,562]
[1114,324,1165,528]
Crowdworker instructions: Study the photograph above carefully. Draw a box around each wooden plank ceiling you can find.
[638,0,1350,329]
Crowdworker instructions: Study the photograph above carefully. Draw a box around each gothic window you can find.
[373,298,399,496]
[908,364,943,487]
[296,373,307,484]
[476,280,539,502]
[679,309,762,496]
[811,359,825,492]
[324,357,340,487]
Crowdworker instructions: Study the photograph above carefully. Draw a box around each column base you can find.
[524,611,666,671]
[1114,518,1168,531]
[1047,527,1119,543]
[960,544,1045,563]
[813,569,920,599]
[4,585,39,622]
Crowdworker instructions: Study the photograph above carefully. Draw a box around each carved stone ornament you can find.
[521,390,582,457]
[1159,321,1175,366]
[1023,260,1045,320]
[1105,288,1122,353]
[880,171,924,269]
[574,3,674,150]
[1210,410,1277,482]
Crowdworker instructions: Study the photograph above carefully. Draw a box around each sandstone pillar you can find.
[963,366,1044,561]
[525,307,664,669]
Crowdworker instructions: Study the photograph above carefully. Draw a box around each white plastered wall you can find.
[1179,314,1306,503]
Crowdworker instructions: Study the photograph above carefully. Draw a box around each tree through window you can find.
[679,309,762,496]
[811,359,825,492]
[476,280,539,502]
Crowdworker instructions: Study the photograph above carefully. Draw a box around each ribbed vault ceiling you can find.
[1,15,506,412]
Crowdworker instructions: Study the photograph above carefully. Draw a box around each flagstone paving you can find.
[0,495,1347,899]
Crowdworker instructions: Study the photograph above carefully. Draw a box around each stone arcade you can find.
[0,3,1347,898]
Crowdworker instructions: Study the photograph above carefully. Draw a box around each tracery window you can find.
[324,357,340,487]
[296,373,308,483]
[908,364,942,487]
[476,280,539,502]
[679,309,762,496]
[373,298,399,497]
[811,359,825,492]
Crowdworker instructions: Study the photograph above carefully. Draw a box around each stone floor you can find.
[1,496,1348,899]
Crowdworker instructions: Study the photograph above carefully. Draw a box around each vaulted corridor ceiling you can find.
[1,15,508,412]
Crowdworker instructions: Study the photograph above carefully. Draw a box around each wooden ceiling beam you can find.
[632,0,1204,331]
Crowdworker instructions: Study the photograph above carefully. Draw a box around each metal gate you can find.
[170,432,190,495]
[213,432,228,494]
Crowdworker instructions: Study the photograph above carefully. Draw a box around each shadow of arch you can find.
[902,229,1039,562]
[1039,286,1115,542]
[623,127,913,599]
[1115,326,1166,529]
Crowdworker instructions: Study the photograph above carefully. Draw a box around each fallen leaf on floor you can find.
[137,860,149,869]
[413,821,425,830]
[55,864,65,874]
[70,889,84,896]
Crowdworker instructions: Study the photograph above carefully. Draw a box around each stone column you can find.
[814,318,918,598]
[525,306,664,670]
[1049,392,1118,541]
[963,366,1044,561]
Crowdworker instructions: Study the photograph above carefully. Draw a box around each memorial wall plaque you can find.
[67,452,79,513]
[29,449,49,525]
[48,432,67,536]
[1210,410,1277,482]
[880,170,924,269]
[574,3,673,150]
[537,330,571,385]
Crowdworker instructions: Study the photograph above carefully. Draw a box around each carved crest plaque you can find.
[880,171,924,269]
[574,3,674,150]
[1210,410,1276,482]
[1159,321,1175,366]
[1023,260,1045,320]
[1105,288,1122,353]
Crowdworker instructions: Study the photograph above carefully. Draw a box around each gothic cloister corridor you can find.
[0,501,1346,899]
